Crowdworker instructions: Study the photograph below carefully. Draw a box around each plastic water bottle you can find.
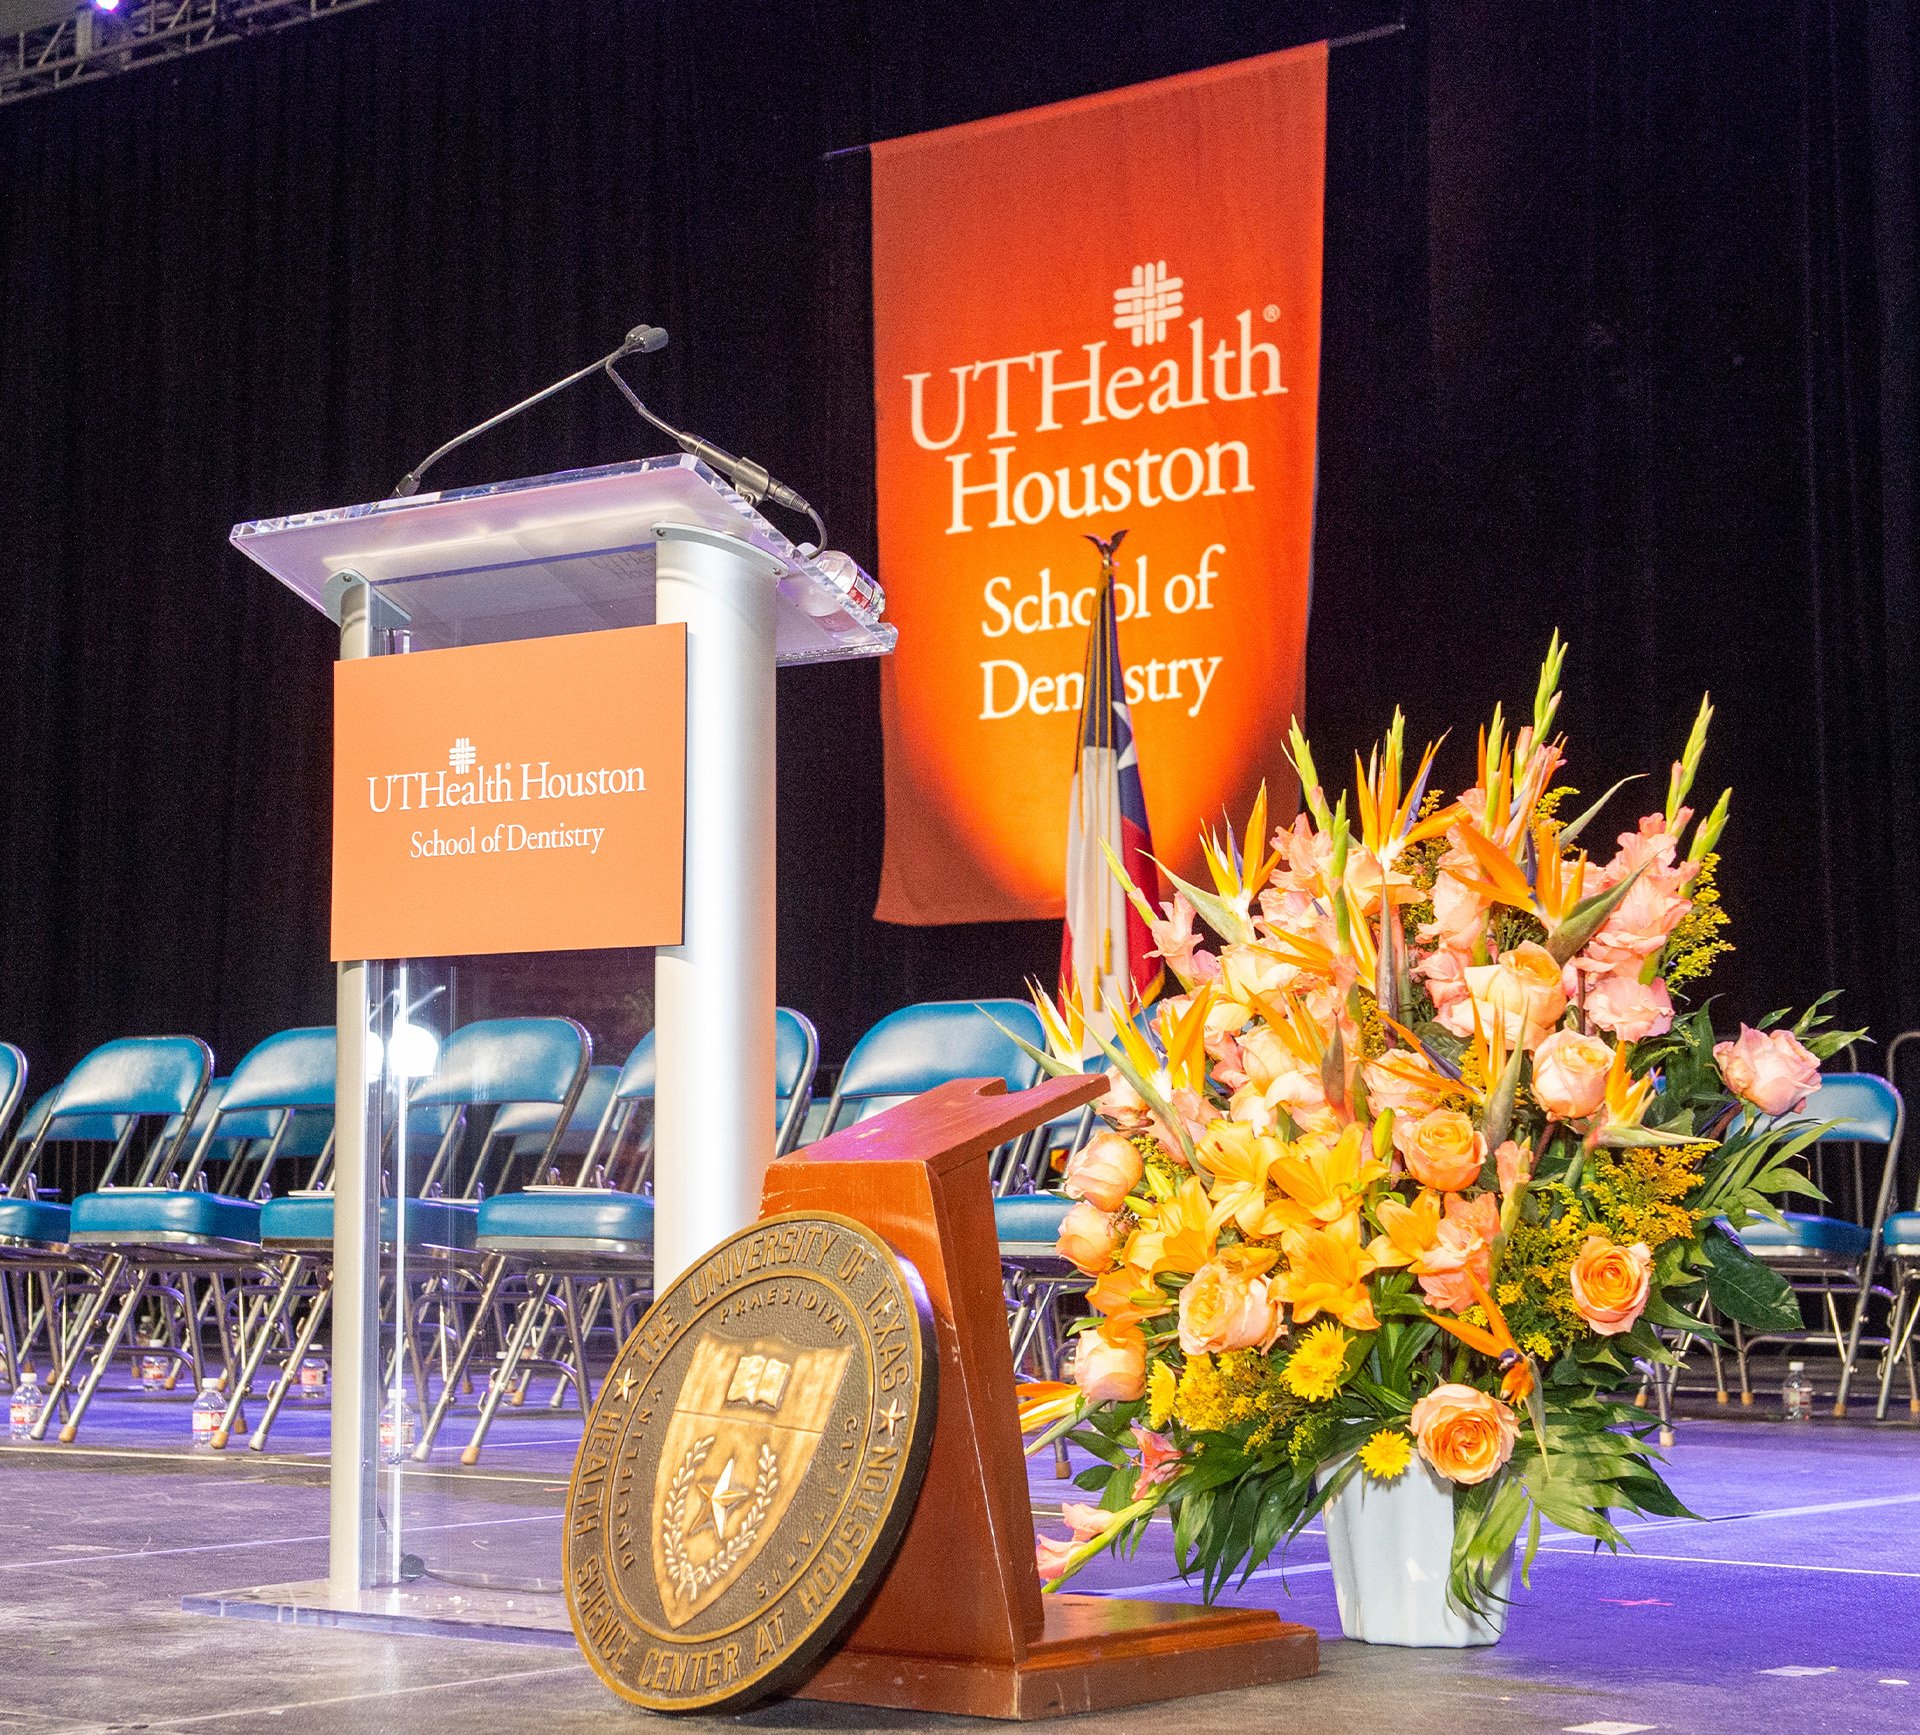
[379,1394,418,1464]
[139,1353,168,1392]
[191,1381,223,1448]
[1783,1361,1813,1422]
[9,1372,42,1441]
[299,1357,330,1401]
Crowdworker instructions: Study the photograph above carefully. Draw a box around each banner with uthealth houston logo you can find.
[871,43,1325,925]
[331,624,686,960]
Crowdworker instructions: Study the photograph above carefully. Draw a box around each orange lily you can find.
[1265,1124,1388,1237]
[1273,1209,1380,1330]
[1086,1264,1172,1326]
[1125,1177,1219,1277]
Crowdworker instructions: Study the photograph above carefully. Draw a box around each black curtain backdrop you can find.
[0,0,1914,1086]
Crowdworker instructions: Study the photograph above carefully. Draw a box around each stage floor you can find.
[1,1400,1916,1733]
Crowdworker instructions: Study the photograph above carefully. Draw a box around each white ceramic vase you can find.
[1315,1456,1512,1647]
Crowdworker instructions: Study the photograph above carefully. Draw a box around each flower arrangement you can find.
[1017,637,1855,1613]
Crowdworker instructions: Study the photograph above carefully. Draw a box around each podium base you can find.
[796,1594,1319,1720]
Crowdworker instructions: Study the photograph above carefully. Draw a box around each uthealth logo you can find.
[367,740,648,813]
[897,262,1286,534]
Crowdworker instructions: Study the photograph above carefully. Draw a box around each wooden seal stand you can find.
[761,1074,1319,1719]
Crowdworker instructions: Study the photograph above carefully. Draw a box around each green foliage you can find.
[1701,1225,1804,1331]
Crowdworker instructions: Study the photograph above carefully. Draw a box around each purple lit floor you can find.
[2,1376,1917,1732]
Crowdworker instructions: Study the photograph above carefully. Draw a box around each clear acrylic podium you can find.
[224,455,893,1620]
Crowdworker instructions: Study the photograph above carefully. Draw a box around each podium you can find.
[232,455,894,1596]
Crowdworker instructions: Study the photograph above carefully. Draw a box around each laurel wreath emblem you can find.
[661,1435,780,1603]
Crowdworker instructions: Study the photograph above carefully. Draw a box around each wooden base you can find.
[764,1079,1322,1719]
[797,1595,1318,1721]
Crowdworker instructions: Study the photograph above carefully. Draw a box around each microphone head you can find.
[623,324,669,355]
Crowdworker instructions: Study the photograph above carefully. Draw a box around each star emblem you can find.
[686,1456,753,1540]
[878,1398,905,1439]
[617,1370,635,1403]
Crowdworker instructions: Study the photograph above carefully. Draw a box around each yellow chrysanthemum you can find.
[1358,1428,1412,1480]
[1281,1321,1351,1401]
[1147,1359,1177,1430]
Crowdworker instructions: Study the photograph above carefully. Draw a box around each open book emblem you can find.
[650,1334,850,1627]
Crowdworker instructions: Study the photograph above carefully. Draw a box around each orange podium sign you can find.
[331,623,686,961]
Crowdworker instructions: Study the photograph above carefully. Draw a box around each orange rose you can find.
[1062,1130,1145,1213]
[1177,1254,1283,1355]
[1530,1029,1612,1120]
[1464,941,1568,1047]
[1408,1382,1519,1485]
[1056,1200,1121,1275]
[1397,1107,1485,1192]
[1568,1234,1653,1336]
[1072,1318,1146,1402]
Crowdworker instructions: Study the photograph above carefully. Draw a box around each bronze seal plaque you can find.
[564,1211,937,1712]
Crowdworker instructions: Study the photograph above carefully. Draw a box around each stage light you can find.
[91,0,124,13]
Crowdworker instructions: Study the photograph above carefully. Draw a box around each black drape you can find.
[1,0,1914,1084]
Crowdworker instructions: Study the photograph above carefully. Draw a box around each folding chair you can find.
[423,1008,818,1464]
[0,1082,136,1394]
[242,1016,590,1453]
[1726,1071,1906,1416]
[16,1037,216,1441]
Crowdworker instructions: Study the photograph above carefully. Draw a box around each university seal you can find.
[564,1211,937,1711]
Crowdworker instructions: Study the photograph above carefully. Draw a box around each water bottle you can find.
[10,1372,42,1441]
[191,1381,223,1448]
[379,1394,418,1464]
[1783,1361,1813,1422]
[298,1357,329,1401]
[139,1353,169,1392]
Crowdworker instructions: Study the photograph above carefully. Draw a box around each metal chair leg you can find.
[250,1281,331,1454]
[32,1255,126,1436]
[214,1255,303,1449]
[412,1255,508,1460]
[459,1272,555,1466]
[44,1268,145,1443]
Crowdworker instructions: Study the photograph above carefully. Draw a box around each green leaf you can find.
[1544,861,1648,965]
[1702,1227,1804,1331]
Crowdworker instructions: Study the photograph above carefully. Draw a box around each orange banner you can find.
[871,45,1325,924]
[332,625,686,960]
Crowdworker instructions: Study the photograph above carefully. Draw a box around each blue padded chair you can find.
[1877,1208,1920,1419]
[420,1009,819,1464]
[0,1044,28,1383]
[0,1081,142,1393]
[238,1016,590,1454]
[15,1037,214,1440]
[1728,1072,1906,1415]
[46,1033,339,1442]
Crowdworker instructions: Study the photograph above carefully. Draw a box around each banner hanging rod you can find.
[819,19,1407,162]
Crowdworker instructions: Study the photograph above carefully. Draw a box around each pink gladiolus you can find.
[1584,971,1674,1043]
[1035,1533,1079,1582]
[1131,1423,1182,1499]
[1495,1138,1534,1197]
[1714,1024,1823,1117]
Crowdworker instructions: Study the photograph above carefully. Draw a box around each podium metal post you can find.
[651,524,784,1288]
[328,579,383,1596]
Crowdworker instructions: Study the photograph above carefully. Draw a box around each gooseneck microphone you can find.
[601,354,828,550]
[391,323,669,499]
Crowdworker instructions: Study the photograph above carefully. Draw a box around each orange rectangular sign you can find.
[871,45,1325,923]
[331,624,686,960]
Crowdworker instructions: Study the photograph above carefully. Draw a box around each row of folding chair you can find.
[0,999,1103,1463]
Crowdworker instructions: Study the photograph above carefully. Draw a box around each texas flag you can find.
[1059,534,1165,1029]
